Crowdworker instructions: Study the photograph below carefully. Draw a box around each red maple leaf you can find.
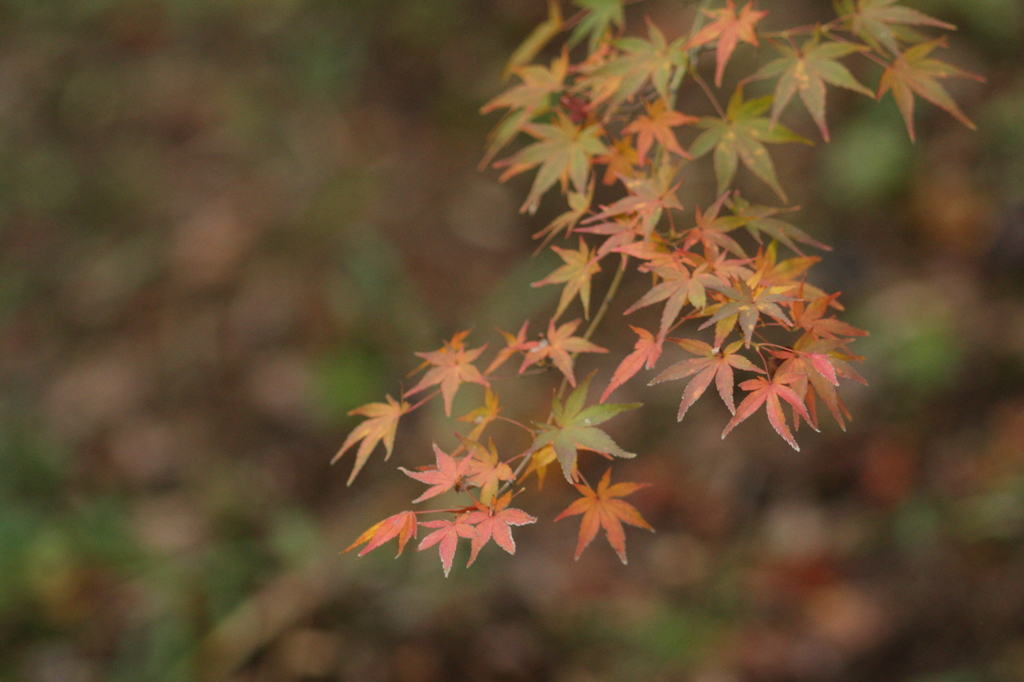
[407,330,489,416]
[418,515,478,578]
[519,317,608,386]
[792,294,867,341]
[345,510,418,558]
[463,493,537,566]
[600,326,663,403]
[684,0,768,87]
[555,468,652,564]
[398,443,470,503]
[721,372,816,450]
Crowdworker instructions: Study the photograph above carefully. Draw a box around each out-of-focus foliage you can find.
[0,1,1022,681]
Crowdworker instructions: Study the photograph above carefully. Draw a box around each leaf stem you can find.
[691,68,727,119]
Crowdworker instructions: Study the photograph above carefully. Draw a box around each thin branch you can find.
[502,253,630,492]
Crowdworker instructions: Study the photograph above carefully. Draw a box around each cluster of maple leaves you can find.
[337,0,979,575]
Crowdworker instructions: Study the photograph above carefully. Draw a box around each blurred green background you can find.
[0,1,1022,681]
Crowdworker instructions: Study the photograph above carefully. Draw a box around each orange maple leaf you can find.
[462,438,514,505]
[555,468,652,564]
[685,0,768,87]
[877,39,984,142]
[650,338,764,419]
[485,321,531,376]
[519,317,608,386]
[463,492,537,566]
[398,443,470,503]
[621,98,697,164]
[332,394,409,485]
[457,387,501,441]
[596,136,640,186]
[406,330,489,416]
[345,511,418,558]
[600,326,663,403]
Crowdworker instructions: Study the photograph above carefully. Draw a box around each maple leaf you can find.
[533,182,593,249]
[584,167,683,240]
[751,38,874,142]
[520,444,558,489]
[699,276,795,347]
[600,326,663,403]
[333,395,410,485]
[623,250,722,341]
[651,338,764,419]
[345,511,418,558]
[481,51,569,167]
[532,238,602,321]
[406,331,489,417]
[621,99,697,164]
[399,443,470,504]
[721,372,816,450]
[877,39,984,142]
[519,317,608,387]
[846,0,956,58]
[418,516,478,578]
[680,192,748,259]
[774,338,865,431]
[458,387,501,441]
[690,87,813,202]
[585,19,688,110]
[554,468,652,564]
[497,110,607,214]
[463,492,538,566]
[462,438,515,505]
[596,136,640,186]
[727,195,830,254]
[486,321,531,375]
[684,0,768,87]
[792,294,867,341]
[503,0,563,77]
[568,0,626,54]
[745,240,820,294]
[577,216,642,258]
[529,374,640,481]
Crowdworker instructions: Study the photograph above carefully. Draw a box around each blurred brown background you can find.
[0,1,1022,680]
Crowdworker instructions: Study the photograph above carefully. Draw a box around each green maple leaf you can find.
[531,237,602,321]
[586,20,688,112]
[690,87,813,202]
[842,0,956,57]
[497,110,607,214]
[568,0,625,54]
[528,374,641,482]
[751,37,874,142]
[727,195,831,255]
[480,52,569,167]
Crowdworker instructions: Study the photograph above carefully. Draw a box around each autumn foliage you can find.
[338,0,979,574]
